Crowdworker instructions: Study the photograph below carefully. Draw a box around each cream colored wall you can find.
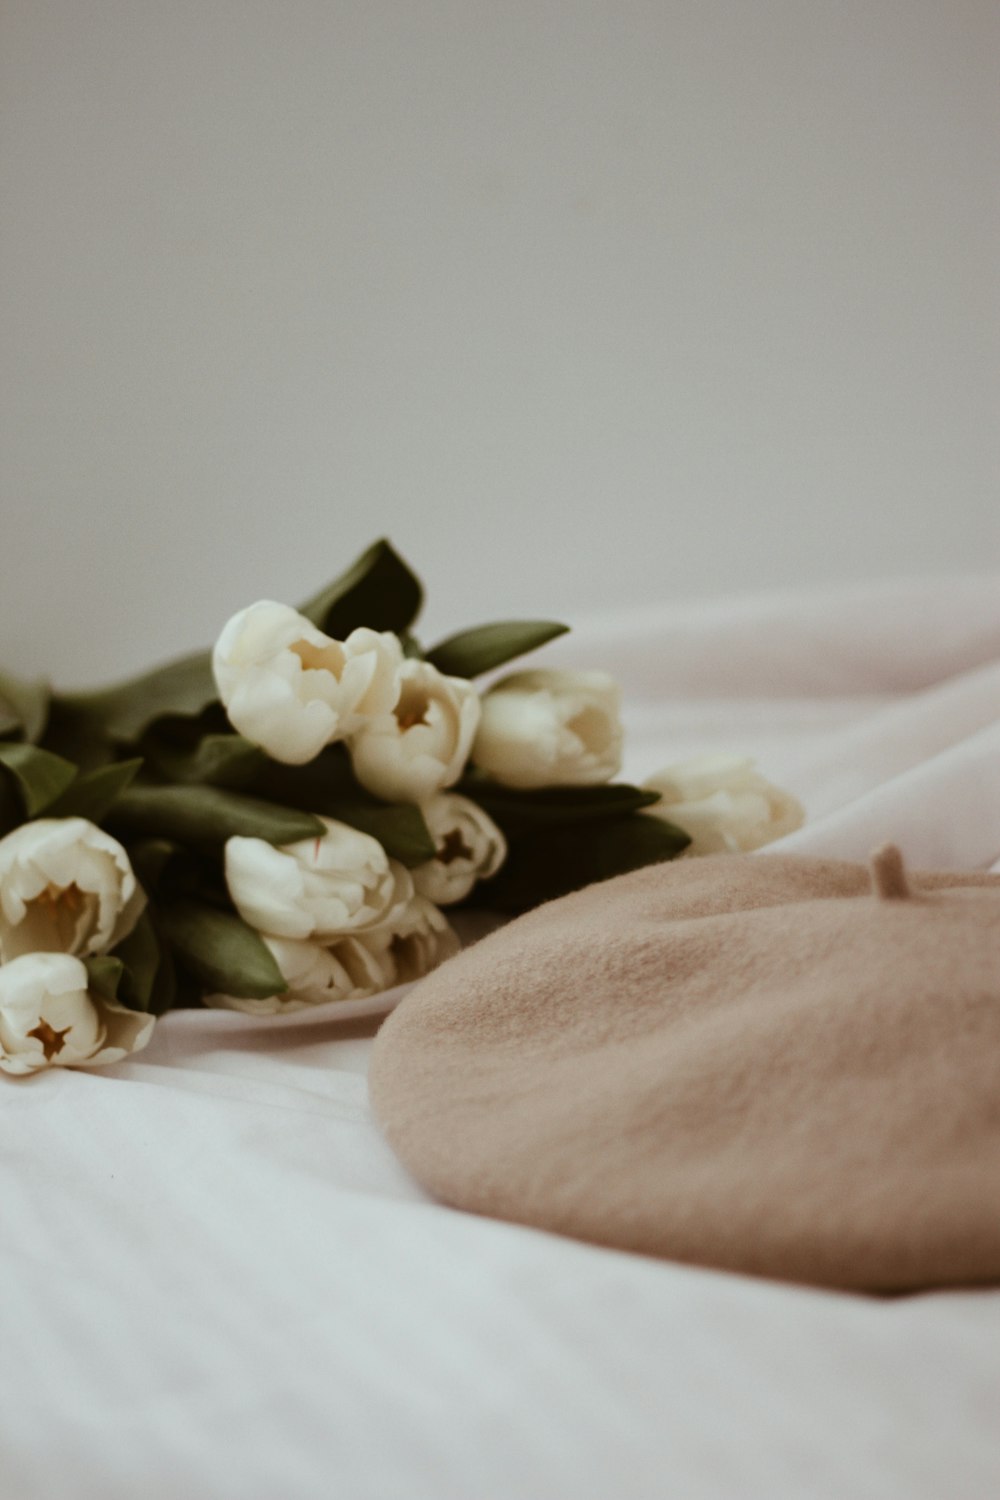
[1,0,997,684]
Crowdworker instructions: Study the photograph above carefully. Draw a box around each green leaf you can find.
[143,906,185,1014]
[126,839,178,893]
[324,800,437,866]
[0,668,51,743]
[478,812,691,914]
[141,733,266,790]
[107,785,325,849]
[252,745,436,864]
[461,781,663,831]
[36,699,116,772]
[158,900,287,1000]
[58,650,217,744]
[149,939,179,1014]
[0,743,78,817]
[0,775,21,838]
[84,955,125,1002]
[298,538,423,638]
[252,743,356,812]
[426,620,570,678]
[45,757,143,823]
[110,909,161,1012]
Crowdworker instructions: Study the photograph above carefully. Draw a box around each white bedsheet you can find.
[3,574,999,1500]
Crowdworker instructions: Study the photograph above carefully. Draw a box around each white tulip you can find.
[0,817,143,962]
[411,793,507,905]
[363,894,460,986]
[643,754,805,855]
[206,932,395,1016]
[224,818,413,941]
[348,660,481,804]
[213,600,403,765]
[0,952,154,1075]
[472,669,623,789]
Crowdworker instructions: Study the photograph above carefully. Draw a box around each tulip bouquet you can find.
[0,540,803,1076]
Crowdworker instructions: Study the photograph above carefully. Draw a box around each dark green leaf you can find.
[107,786,324,849]
[324,800,437,866]
[141,733,266,789]
[460,781,663,832]
[120,840,227,910]
[0,668,51,743]
[58,650,217,744]
[252,744,435,864]
[298,538,423,638]
[149,942,179,1014]
[84,955,124,1002]
[477,812,691,914]
[251,742,357,812]
[0,774,22,837]
[0,743,78,817]
[426,620,570,678]
[45,757,143,822]
[126,839,178,893]
[159,900,287,1000]
[166,961,204,1012]
[110,909,161,1012]
[37,699,116,772]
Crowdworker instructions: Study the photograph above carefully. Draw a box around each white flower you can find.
[0,817,144,963]
[206,933,395,1016]
[472,669,623,789]
[411,793,507,905]
[643,754,805,855]
[348,659,481,804]
[224,818,413,940]
[364,894,460,986]
[0,952,154,1075]
[213,600,403,765]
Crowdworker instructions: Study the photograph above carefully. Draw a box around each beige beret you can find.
[370,849,1000,1291]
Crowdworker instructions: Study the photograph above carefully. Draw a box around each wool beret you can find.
[370,848,1000,1291]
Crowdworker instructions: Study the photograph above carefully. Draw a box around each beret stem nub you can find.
[868,843,912,901]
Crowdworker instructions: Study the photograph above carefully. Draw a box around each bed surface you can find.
[3,575,999,1500]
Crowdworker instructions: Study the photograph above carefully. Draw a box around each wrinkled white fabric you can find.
[2,574,999,1500]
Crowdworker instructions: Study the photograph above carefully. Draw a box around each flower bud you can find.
[348,660,480,804]
[206,933,395,1015]
[213,600,403,765]
[0,952,154,1075]
[411,793,507,905]
[362,895,460,986]
[473,669,623,789]
[224,818,413,941]
[0,817,143,962]
[643,755,805,855]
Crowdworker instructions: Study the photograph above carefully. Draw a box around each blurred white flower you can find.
[643,754,805,855]
[411,793,507,905]
[364,894,460,986]
[206,932,395,1016]
[224,818,413,941]
[348,660,480,804]
[0,952,154,1075]
[213,600,403,765]
[0,817,143,962]
[472,669,623,789]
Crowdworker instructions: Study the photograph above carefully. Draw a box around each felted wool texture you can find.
[369,852,1000,1292]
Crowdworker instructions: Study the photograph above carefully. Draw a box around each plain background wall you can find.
[1,0,997,685]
